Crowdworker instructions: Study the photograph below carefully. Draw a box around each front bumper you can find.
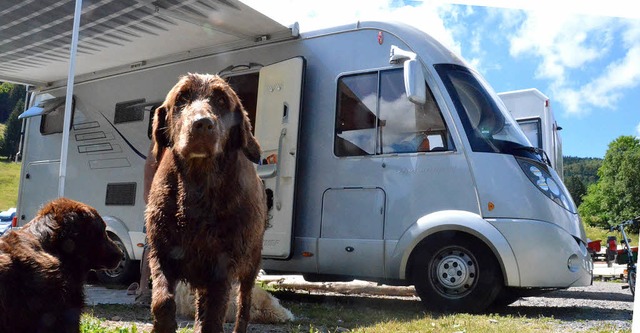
[490,218,593,288]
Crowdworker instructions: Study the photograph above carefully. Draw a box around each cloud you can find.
[242,0,463,56]
[506,12,640,115]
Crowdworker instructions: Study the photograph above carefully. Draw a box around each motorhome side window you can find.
[335,68,450,156]
[40,97,75,135]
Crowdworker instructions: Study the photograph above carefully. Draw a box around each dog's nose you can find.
[192,118,214,134]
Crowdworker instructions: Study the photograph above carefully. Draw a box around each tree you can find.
[579,136,640,231]
[565,175,587,207]
[0,100,24,160]
[0,83,26,123]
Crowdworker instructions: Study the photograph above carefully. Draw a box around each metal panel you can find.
[321,188,385,239]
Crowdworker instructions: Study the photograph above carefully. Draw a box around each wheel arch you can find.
[391,210,520,287]
[102,215,135,260]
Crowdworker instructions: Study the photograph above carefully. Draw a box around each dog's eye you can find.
[175,91,190,109]
[214,95,227,108]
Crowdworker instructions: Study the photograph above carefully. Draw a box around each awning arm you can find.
[58,0,83,198]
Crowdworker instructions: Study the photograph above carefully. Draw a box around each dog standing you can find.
[0,198,122,333]
[146,73,267,333]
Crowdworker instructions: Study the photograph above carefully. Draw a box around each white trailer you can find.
[498,89,563,178]
[2,0,590,312]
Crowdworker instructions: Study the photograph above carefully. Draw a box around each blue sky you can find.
[243,0,640,158]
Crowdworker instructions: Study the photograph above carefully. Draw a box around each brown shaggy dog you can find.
[0,198,122,333]
[146,73,267,333]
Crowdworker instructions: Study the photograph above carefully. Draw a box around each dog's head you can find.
[26,198,123,271]
[151,73,261,165]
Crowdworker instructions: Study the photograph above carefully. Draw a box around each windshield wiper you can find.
[514,146,552,167]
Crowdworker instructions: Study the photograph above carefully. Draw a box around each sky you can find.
[243,0,640,159]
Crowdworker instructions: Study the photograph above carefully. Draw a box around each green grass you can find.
[0,159,20,210]
[79,287,631,333]
[585,223,633,247]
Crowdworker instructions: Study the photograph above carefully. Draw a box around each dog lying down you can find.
[175,281,295,324]
[0,198,122,333]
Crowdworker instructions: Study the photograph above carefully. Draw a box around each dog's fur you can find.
[146,73,267,333]
[174,281,294,324]
[0,198,122,333]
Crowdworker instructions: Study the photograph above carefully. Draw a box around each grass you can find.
[0,159,20,210]
[80,300,629,333]
[585,223,634,247]
[78,286,631,333]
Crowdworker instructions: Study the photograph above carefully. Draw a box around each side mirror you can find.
[404,59,426,105]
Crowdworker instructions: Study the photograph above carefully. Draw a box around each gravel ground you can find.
[86,279,634,332]
[499,281,634,332]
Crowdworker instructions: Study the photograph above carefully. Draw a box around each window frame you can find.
[334,68,451,157]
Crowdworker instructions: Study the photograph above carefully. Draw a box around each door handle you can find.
[275,128,286,211]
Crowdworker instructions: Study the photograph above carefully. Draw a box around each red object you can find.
[378,31,384,45]
[587,240,601,253]
[11,216,17,228]
[617,247,638,256]
[609,238,617,251]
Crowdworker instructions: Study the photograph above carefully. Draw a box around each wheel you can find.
[411,233,502,313]
[95,234,138,285]
[489,287,520,308]
[629,267,636,296]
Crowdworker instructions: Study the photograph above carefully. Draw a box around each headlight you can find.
[517,157,576,213]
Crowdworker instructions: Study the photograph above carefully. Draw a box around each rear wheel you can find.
[96,234,137,285]
[411,233,502,313]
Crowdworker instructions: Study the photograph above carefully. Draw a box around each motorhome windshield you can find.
[436,64,535,158]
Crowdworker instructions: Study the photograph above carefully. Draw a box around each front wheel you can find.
[411,233,503,313]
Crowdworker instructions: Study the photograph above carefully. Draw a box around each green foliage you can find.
[564,155,602,185]
[0,99,24,159]
[0,82,26,123]
[0,160,20,209]
[579,136,640,232]
[564,175,587,206]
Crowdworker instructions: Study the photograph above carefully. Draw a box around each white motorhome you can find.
[498,89,563,178]
[2,1,591,312]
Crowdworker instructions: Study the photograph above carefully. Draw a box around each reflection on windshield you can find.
[435,64,532,155]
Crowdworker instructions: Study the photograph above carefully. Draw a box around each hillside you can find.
[564,156,602,187]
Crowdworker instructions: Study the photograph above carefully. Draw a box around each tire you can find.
[489,287,520,308]
[629,267,636,296]
[95,234,138,285]
[411,233,502,313]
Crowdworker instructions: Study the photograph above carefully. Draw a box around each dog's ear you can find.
[151,105,169,162]
[233,105,262,164]
[27,214,58,248]
[240,108,262,164]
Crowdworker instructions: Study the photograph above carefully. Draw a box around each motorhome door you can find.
[255,57,304,259]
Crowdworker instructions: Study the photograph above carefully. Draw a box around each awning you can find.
[0,0,297,88]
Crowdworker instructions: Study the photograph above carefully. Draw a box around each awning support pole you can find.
[59,0,83,198]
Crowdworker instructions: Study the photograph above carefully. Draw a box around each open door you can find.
[255,57,305,259]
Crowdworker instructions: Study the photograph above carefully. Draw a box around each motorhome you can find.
[2,0,591,312]
[498,89,563,178]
